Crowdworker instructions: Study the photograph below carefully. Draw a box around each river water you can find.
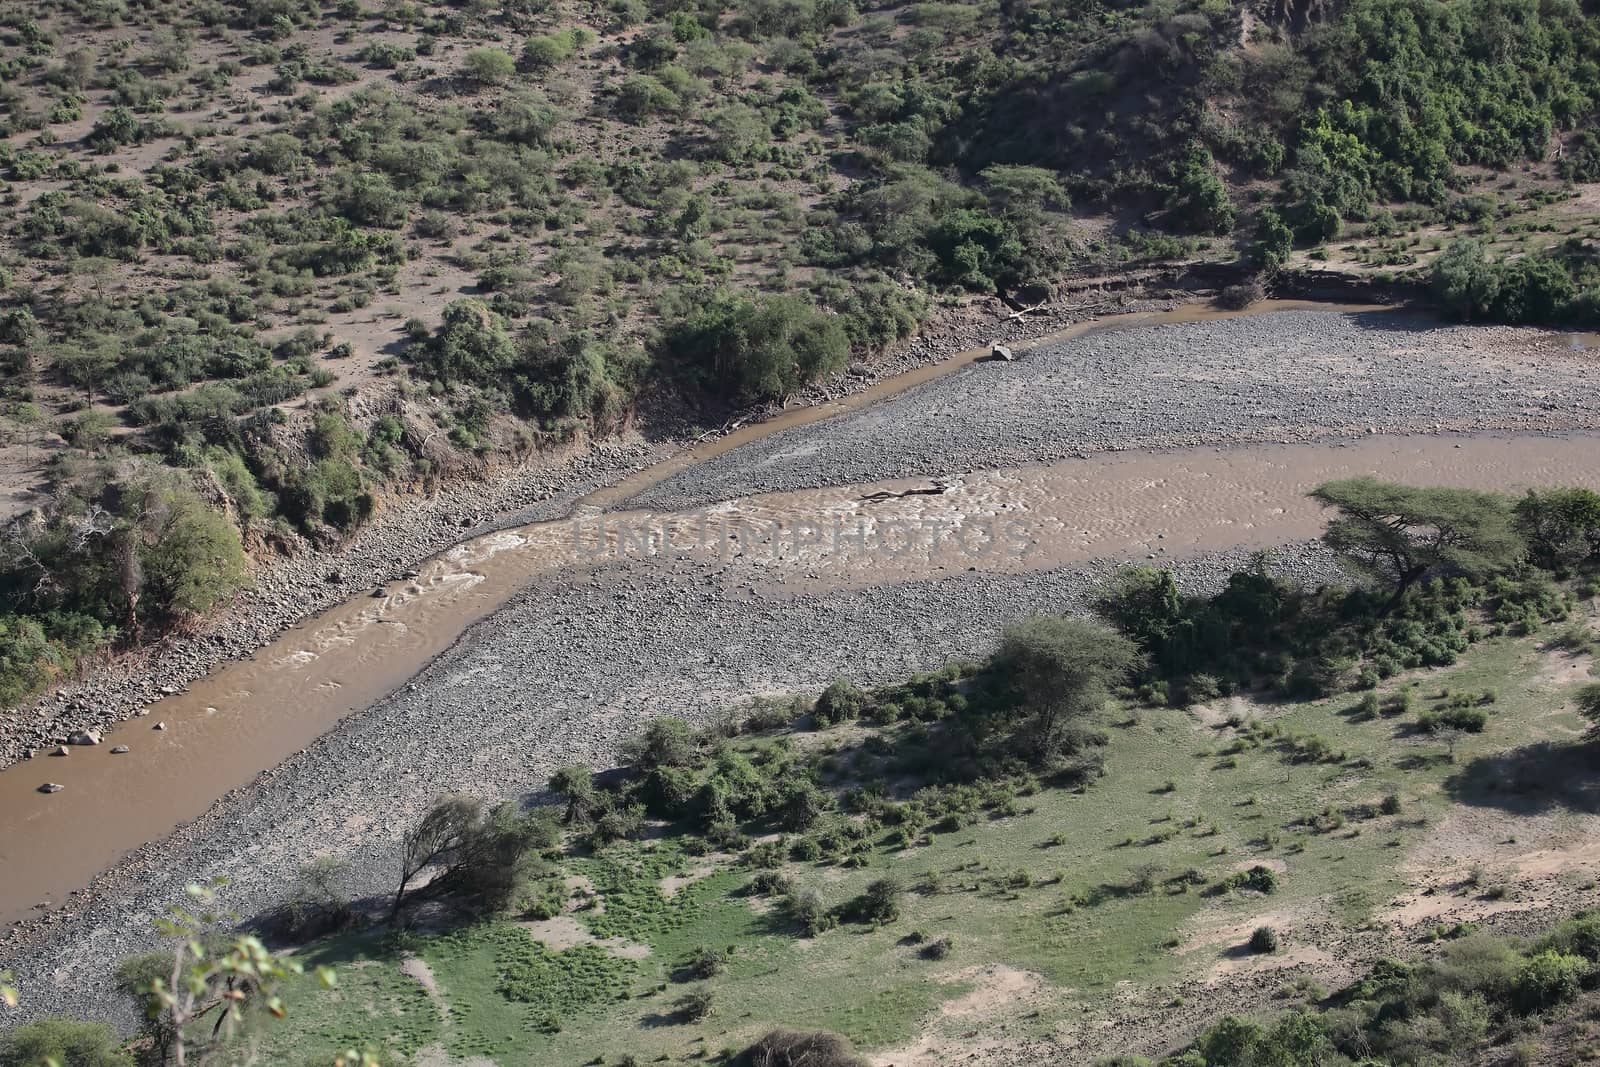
[1,302,1595,924]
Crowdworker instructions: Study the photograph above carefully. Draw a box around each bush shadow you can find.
[1444,740,1600,814]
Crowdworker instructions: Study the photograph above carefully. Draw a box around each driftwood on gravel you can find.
[1004,301,1050,321]
[1001,299,1112,323]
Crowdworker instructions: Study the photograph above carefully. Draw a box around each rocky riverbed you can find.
[4,304,1599,1028]
[2,537,1345,1024]
[0,294,1167,770]
[632,307,1600,509]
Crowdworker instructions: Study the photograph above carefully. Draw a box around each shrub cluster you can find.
[1157,913,1600,1066]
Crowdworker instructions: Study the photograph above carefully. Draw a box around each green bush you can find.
[1248,925,1280,953]
[86,106,147,152]
[684,946,725,979]
[140,483,249,617]
[1167,143,1235,236]
[625,717,698,770]
[614,74,682,120]
[675,987,715,1021]
[663,290,849,401]
[1537,911,1600,963]
[842,877,903,924]
[462,47,517,85]
[1250,209,1294,271]
[784,889,835,936]
[1512,950,1590,1014]
[0,613,93,707]
[0,1017,132,1067]
[1418,706,1488,733]
[522,31,580,71]
[814,679,866,725]
[926,209,1024,291]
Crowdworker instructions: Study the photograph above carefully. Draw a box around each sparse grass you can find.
[239,622,1592,1064]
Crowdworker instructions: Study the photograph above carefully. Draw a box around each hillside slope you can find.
[1,0,1598,706]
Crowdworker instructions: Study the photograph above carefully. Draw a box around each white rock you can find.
[111,745,130,754]
[67,731,101,746]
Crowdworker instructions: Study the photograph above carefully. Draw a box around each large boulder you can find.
[67,731,102,746]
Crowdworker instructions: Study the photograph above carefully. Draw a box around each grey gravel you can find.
[632,309,1600,510]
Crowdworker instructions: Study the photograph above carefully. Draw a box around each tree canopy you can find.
[664,291,850,402]
[1310,478,1524,607]
[990,617,1140,769]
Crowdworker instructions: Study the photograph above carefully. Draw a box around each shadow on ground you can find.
[1445,740,1600,814]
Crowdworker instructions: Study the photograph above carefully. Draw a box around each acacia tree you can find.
[392,795,557,921]
[391,794,480,922]
[548,765,598,825]
[991,617,1140,769]
[1310,478,1523,611]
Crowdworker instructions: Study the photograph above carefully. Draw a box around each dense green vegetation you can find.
[1096,480,1599,707]
[1431,236,1600,323]
[0,468,247,704]
[0,1017,130,1067]
[0,0,1597,707]
[1129,911,1600,1067]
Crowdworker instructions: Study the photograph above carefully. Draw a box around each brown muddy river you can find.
[1,302,1595,924]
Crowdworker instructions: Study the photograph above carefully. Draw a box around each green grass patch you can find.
[236,620,1590,1064]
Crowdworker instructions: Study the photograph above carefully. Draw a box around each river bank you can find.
[5,305,1600,1028]
[0,293,1167,770]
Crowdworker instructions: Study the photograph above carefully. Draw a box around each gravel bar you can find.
[632,308,1600,509]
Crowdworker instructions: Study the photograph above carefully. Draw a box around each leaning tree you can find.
[1309,478,1523,612]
